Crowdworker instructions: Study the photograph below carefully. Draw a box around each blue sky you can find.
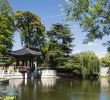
[9,0,107,56]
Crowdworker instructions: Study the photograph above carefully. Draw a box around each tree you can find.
[64,51,100,77]
[64,0,110,47]
[0,0,12,13]
[40,42,53,68]
[14,11,45,49]
[45,23,74,68]
[101,53,110,67]
[0,0,15,55]
[47,23,74,54]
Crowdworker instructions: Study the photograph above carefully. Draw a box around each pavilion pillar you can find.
[16,59,17,67]
[30,60,31,69]
[25,60,27,67]
[32,59,33,67]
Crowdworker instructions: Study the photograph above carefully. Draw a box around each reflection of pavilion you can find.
[9,79,24,88]
[41,78,56,88]
[0,48,40,79]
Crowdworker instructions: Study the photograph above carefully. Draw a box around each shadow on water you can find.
[0,78,110,100]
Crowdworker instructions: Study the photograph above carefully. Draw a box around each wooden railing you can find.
[17,66,27,72]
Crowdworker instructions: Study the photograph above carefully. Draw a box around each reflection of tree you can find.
[56,79,100,100]
[7,79,110,100]
[17,79,38,100]
[36,79,101,100]
[10,79,24,87]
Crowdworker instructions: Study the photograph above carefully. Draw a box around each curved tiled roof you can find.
[11,48,41,56]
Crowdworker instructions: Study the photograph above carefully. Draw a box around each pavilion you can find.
[11,48,41,73]
[0,48,56,79]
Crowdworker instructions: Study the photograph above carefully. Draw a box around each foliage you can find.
[0,0,15,65]
[0,0,12,14]
[0,91,17,100]
[47,23,74,54]
[64,0,110,47]
[0,0,15,55]
[14,10,45,49]
[101,52,110,67]
[64,51,100,76]
[42,23,74,68]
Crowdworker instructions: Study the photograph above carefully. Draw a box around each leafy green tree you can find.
[101,53,110,67]
[45,23,74,68]
[0,0,15,56]
[14,11,45,49]
[47,23,74,54]
[64,51,100,76]
[64,0,110,47]
[0,0,12,13]
[40,42,53,68]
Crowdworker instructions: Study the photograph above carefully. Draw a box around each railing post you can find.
[17,69,19,73]
[25,73,27,79]
[2,70,5,78]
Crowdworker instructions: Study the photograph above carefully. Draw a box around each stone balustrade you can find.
[41,70,56,78]
[0,70,27,79]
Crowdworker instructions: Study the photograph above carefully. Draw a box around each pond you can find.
[0,78,110,100]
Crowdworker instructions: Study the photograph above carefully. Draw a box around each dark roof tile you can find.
[11,48,41,56]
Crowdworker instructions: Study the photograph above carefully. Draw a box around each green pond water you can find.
[0,78,110,100]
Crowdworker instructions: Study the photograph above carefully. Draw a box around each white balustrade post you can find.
[25,73,27,79]
[31,73,34,80]
[2,70,5,78]
[34,61,37,71]
[7,70,9,74]
[17,69,19,73]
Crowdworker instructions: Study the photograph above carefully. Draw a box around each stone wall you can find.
[100,67,110,77]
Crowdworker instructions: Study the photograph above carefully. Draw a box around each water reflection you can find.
[99,78,110,100]
[56,79,100,100]
[0,78,110,100]
[41,78,56,88]
[9,79,24,88]
[100,78,110,90]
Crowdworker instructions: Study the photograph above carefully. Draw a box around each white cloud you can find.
[87,42,97,46]
[60,8,64,11]
[96,52,106,58]
[42,14,64,20]
[65,0,71,4]
[65,0,69,2]
[71,50,81,54]
[58,5,62,7]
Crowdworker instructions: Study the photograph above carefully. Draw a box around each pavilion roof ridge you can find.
[11,48,41,56]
